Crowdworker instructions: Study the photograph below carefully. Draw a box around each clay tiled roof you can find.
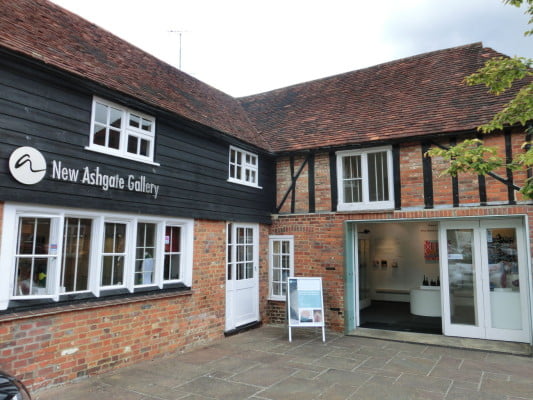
[0,0,269,150]
[240,43,526,152]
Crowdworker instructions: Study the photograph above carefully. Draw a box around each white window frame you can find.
[268,235,294,301]
[87,97,159,165]
[336,146,394,211]
[228,146,261,188]
[0,203,194,310]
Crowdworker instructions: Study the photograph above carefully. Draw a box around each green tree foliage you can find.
[426,0,533,197]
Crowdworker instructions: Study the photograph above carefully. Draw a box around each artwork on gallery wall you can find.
[424,240,439,263]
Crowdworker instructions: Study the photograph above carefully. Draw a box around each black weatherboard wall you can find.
[0,50,275,224]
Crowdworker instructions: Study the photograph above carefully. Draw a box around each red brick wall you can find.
[266,205,533,330]
[400,142,425,207]
[315,153,332,212]
[0,218,270,391]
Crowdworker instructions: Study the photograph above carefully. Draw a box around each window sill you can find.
[85,146,161,166]
[337,203,395,212]
[227,178,262,189]
[0,286,192,322]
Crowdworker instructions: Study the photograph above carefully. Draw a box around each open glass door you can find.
[440,219,530,343]
[440,222,484,338]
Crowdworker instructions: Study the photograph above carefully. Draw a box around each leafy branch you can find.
[426,0,533,197]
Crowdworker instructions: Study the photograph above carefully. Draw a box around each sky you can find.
[49,0,532,97]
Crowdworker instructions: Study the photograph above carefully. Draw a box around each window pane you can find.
[343,155,361,179]
[165,226,181,252]
[368,152,389,202]
[129,114,141,128]
[15,259,33,295]
[108,129,120,149]
[344,179,362,203]
[17,218,51,255]
[109,107,122,128]
[140,139,149,156]
[93,125,107,146]
[94,102,107,124]
[272,282,280,296]
[127,135,138,154]
[164,254,180,280]
[343,155,362,203]
[246,262,253,279]
[245,228,253,244]
[273,254,280,269]
[141,118,152,132]
[115,224,126,252]
[15,257,52,295]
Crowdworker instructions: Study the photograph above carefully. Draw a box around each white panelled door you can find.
[439,219,530,343]
[225,223,259,331]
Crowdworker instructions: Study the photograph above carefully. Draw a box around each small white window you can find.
[269,235,294,300]
[228,146,260,187]
[336,147,394,211]
[88,97,157,164]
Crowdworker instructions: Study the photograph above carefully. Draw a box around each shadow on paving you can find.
[35,325,533,400]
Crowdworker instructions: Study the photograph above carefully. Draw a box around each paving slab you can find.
[33,325,533,400]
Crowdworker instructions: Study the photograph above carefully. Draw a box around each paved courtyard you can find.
[35,325,533,400]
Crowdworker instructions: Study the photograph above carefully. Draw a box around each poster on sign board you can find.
[287,277,325,342]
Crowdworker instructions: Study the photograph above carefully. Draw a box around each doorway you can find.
[349,217,531,343]
[225,223,259,331]
[354,221,442,334]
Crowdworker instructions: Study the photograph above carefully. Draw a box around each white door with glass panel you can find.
[439,219,530,342]
[226,223,259,331]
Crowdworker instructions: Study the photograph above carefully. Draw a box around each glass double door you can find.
[440,219,530,342]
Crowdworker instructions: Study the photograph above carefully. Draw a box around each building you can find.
[0,0,531,391]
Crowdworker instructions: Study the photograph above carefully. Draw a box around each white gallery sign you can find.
[9,147,160,199]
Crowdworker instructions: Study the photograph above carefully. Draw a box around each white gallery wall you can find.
[358,221,440,302]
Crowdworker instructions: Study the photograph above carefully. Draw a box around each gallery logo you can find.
[9,146,47,185]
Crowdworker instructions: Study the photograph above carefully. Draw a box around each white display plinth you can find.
[410,287,441,317]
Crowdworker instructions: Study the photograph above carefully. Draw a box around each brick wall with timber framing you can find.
[265,205,533,330]
[0,217,270,391]
[274,130,529,213]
